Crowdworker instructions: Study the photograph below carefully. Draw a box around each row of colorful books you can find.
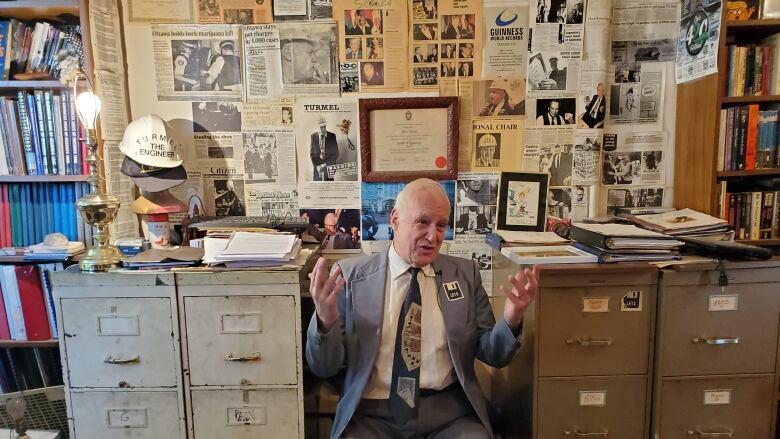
[725,41,780,97]
[0,264,60,342]
[0,183,88,248]
[717,105,779,171]
[0,90,87,176]
[718,189,780,240]
[0,20,81,80]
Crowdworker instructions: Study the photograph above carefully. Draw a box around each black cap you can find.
[121,156,187,192]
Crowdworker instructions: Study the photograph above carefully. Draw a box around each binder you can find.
[0,278,12,339]
[1,265,26,340]
[15,265,51,341]
[570,223,679,250]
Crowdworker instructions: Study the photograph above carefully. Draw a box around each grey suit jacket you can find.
[305,251,521,438]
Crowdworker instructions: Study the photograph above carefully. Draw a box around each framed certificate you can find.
[497,172,549,232]
[359,97,458,182]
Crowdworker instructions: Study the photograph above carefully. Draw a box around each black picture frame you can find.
[497,172,549,231]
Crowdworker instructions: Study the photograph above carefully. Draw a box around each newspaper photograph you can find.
[608,61,664,127]
[339,62,360,93]
[606,187,664,211]
[675,0,721,84]
[573,129,601,185]
[522,127,574,185]
[448,242,493,293]
[527,97,577,126]
[531,2,584,54]
[169,171,205,224]
[333,0,408,91]
[612,39,677,64]
[527,51,581,96]
[483,4,530,77]
[202,167,247,216]
[601,130,667,186]
[472,77,525,117]
[577,62,607,128]
[243,25,283,98]
[311,0,333,20]
[242,127,296,185]
[571,185,590,221]
[193,132,246,164]
[277,21,340,96]
[153,25,243,101]
[246,186,299,217]
[295,98,360,208]
[547,187,572,220]
[411,0,484,90]
[241,98,295,126]
[362,181,456,240]
[301,208,361,252]
[455,172,499,238]
[193,101,242,133]
[128,0,193,22]
[472,119,524,171]
[196,0,272,23]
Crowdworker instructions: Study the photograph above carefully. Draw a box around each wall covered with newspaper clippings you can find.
[100,0,687,260]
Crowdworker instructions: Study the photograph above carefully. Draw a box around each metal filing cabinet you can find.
[654,261,780,439]
[176,269,306,439]
[53,270,186,439]
[490,259,658,439]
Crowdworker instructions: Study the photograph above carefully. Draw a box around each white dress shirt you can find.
[362,245,455,399]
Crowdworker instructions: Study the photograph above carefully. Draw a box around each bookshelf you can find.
[675,8,780,247]
[0,339,57,348]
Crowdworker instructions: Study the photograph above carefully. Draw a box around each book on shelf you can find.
[718,187,780,240]
[717,104,780,171]
[0,19,81,81]
[726,40,780,97]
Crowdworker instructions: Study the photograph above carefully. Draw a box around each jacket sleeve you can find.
[310,133,323,166]
[305,267,348,378]
[472,260,521,368]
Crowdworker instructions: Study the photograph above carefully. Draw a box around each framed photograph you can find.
[359,97,459,182]
[497,172,549,231]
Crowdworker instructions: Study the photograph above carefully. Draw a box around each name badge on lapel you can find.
[443,281,464,301]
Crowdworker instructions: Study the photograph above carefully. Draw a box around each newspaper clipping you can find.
[241,127,296,185]
[577,61,607,128]
[311,0,333,20]
[582,0,612,61]
[483,4,529,78]
[128,0,193,22]
[455,172,499,239]
[411,0,484,90]
[608,61,664,128]
[273,0,306,18]
[362,181,456,240]
[241,98,295,126]
[573,129,601,185]
[153,25,243,101]
[448,241,493,294]
[196,0,272,24]
[339,62,360,93]
[301,208,361,252]
[607,187,664,211]
[522,127,574,187]
[202,167,247,216]
[527,0,584,98]
[472,119,524,171]
[601,131,667,186]
[277,22,341,96]
[243,25,283,98]
[246,186,299,217]
[571,184,590,221]
[527,96,577,127]
[675,0,721,84]
[333,0,409,91]
[169,171,205,223]
[295,98,360,208]
[471,78,525,118]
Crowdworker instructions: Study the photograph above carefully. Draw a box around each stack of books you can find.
[622,208,732,241]
[204,232,302,268]
[486,230,570,250]
[24,240,84,261]
[570,223,684,263]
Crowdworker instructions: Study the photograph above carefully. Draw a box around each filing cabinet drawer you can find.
[658,375,774,438]
[185,296,297,386]
[538,285,654,376]
[71,390,182,438]
[61,298,178,388]
[537,376,647,438]
[190,388,299,438]
[660,283,780,376]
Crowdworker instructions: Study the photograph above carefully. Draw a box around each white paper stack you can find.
[206,232,302,268]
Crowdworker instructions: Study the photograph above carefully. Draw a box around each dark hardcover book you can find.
[25,92,44,175]
[736,105,748,170]
[725,107,734,170]
[745,45,755,95]
[32,90,50,174]
[42,90,57,174]
[15,90,36,175]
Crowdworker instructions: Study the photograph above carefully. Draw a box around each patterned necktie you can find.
[389,267,422,425]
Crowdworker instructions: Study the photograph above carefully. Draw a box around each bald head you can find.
[395,178,450,219]
[391,178,450,267]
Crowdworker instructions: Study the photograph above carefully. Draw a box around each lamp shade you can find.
[75,91,102,130]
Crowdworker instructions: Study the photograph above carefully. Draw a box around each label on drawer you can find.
[97,315,140,336]
[708,295,738,312]
[227,406,267,426]
[221,313,263,334]
[579,391,606,407]
[106,408,148,428]
[703,389,731,405]
[620,291,642,311]
[582,297,609,313]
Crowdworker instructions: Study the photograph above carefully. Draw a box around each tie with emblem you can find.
[389,267,422,425]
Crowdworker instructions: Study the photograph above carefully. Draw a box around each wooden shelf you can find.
[0,80,68,90]
[0,0,78,20]
[721,95,780,104]
[717,169,780,178]
[736,239,780,246]
[726,18,780,29]
[725,19,780,38]
[0,175,88,183]
[0,339,58,348]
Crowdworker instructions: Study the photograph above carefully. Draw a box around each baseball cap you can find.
[119,114,184,168]
[121,156,187,192]
[130,190,186,215]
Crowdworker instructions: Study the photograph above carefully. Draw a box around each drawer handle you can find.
[691,336,739,345]
[566,338,613,347]
[564,428,608,437]
[104,355,140,365]
[225,352,262,362]
[686,426,734,437]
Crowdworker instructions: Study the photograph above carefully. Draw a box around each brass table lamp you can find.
[74,91,123,272]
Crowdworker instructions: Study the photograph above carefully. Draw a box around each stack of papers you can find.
[25,241,85,261]
[205,232,301,268]
[501,245,597,265]
[570,223,684,263]
[496,230,571,245]
[123,247,204,269]
[623,208,732,240]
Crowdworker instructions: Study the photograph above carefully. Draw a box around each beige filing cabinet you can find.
[654,260,780,439]
[52,270,186,439]
[54,263,311,439]
[491,257,658,439]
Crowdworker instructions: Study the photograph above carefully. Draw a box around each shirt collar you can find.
[388,243,435,279]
